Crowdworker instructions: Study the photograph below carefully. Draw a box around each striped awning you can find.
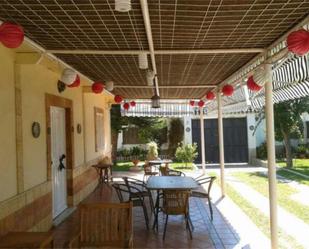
[208,53,309,115]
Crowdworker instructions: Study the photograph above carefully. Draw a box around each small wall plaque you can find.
[32,122,41,138]
[186,127,191,132]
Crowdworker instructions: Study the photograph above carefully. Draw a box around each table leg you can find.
[152,190,160,231]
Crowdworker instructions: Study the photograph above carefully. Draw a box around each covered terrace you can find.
[0,1,309,249]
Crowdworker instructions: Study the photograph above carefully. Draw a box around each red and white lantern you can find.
[247,76,262,92]
[123,102,130,110]
[222,84,234,96]
[198,100,205,108]
[206,91,215,100]
[189,100,195,106]
[114,95,123,104]
[130,101,136,107]
[0,22,24,48]
[60,68,79,87]
[287,29,309,56]
[92,82,104,94]
[67,74,80,88]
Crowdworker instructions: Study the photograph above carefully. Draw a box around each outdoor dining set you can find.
[67,161,216,248]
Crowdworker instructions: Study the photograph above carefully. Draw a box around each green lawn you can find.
[112,161,195,172]
[232,172,309,225]
[112,161,135,171]
[277,159,309,177]
[213,174,303,249]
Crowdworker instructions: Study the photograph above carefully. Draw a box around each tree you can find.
[273,96,309,168]
[175,143,198,168]
[168,118,184,157]
[110,105,167,160]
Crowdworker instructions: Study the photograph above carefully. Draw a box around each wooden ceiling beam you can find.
[46,48,264,55]
[114,85,216,89]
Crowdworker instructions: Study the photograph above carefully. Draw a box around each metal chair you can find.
[113,181,150,229]
[191,176,216,220]
[162,190,192,240]
[143,163,158,182]
[160,167,186,176]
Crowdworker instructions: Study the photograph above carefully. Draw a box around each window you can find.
[94,107,104,152]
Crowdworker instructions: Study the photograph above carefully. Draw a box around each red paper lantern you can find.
[114,95,123,103]
[287,29,309,56]
[206,91,215,100]
[0,22,24,48]
[247,76,262,92]
[198,100,205,107]
[92,82,104,94]
[189,100,195,106]
[222,84,234,96]
[68,74,80,88]
[130,101,136,107]
[123,102,130,110]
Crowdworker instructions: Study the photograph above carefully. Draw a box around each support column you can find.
[199,107,206,174]
[217,91,225,197]
[265,63,278,249]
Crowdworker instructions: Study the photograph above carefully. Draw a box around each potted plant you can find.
[130,146,143,172]
[147,141,158,160]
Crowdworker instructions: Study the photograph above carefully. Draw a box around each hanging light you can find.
[138,53,148,69]
[105,81,114,91]
[146,70,155,86]
[115,0,131,12]
[151,93,160,108]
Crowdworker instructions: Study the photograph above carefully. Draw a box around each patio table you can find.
[146,176,199,230]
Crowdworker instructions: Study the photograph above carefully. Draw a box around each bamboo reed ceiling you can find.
[0,0,308,98]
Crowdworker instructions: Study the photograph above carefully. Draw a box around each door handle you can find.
[58,154,66,171]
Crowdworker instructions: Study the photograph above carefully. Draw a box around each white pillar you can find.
[200,108,206,174]
[217,91,225,197]
[265,63,278,249]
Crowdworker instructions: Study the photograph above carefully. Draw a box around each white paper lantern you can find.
[252,66,266,87]
[61,68,77,86]
[138,53,148,69]
[146,70,155,86]
[105,81,114,91]
[115,0,131,12]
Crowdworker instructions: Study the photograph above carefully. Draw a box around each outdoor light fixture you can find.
[138,53,148,69]
[146,70,154,86]
[105,81,114,91]
[151,93,160,108]
[115,0,131,12]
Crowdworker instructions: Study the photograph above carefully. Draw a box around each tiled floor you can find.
[51,171,262,248]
